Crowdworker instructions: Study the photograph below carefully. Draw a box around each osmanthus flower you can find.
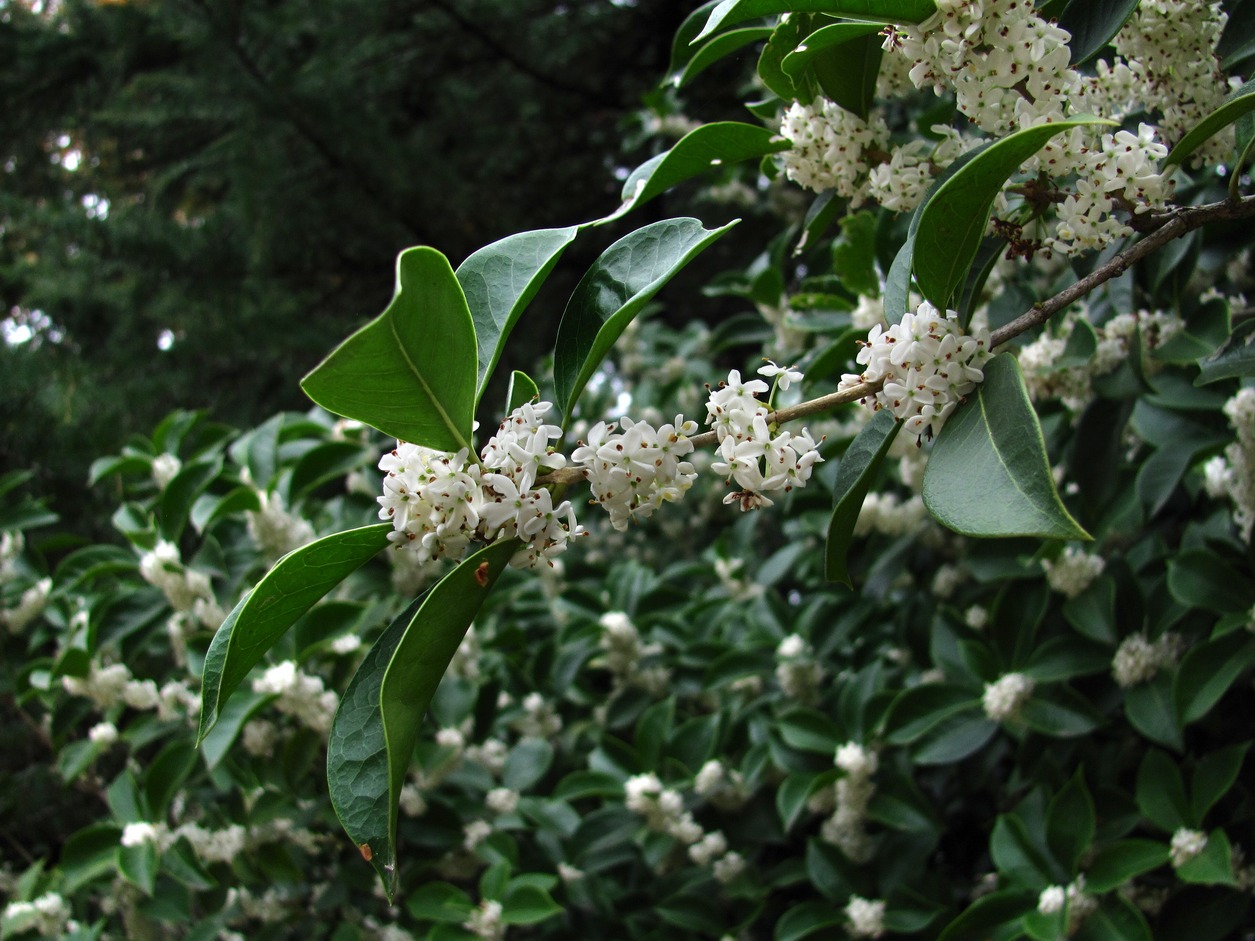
[839,302,991,445]
[571,414,699,531]
[377,400,581,570]
[706,369,824,510]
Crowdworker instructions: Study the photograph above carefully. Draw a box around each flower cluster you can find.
[840,302,991,444]
[1112,632,1185,689]
[252,661,339,736]
[623,773,745,882]
[821,743,879,864]
[845,895,887,939]
[572,415,698,531]
[1170,828,1208,868]
[707,367,823,509]
[1203,388,1255,543]
[377,401,581,569]
[1036,875,1098,934]
[139,539,224,628]
[1042,546,1105,598]
[779,98,887,202]
[775,633,825,702]
[982,672,1035,723]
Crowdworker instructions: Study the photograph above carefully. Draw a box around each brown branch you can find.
[989,194,1255,349]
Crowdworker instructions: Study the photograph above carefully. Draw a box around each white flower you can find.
[1170,828,1208,868]
[464,899,504,941]
[845,895,886,939]
[88,721,118,745]
[706,370,823,509]
[982,672,1035,723]
[835,742,878,779]
[1042,547,1105,598]
[486,787,519,815]
[1038,885,1067,915]
[121,821,168,848]
[838,302,991,445]
[758,360,803,391]
[573,415,698,531]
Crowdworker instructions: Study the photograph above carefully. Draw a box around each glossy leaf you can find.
[1196,318,1255,385]
[327,596,421,895]
[1166,549,1255,614]
[158,455,222,542]
[380,540,519,891]
[825,409,901,585]
[1137,749,1193,831]
[456,227,578,406]
[301,247,477,452]
[197,523,392,743]
[676,27,773,88]
[669,0,725,74]
[1191,743,1249,823]
[1047,770,1095,873]
[936,889,1036,941]
[1176,631,1255,724]
[505,370,539,415]
[614,124,788,218]
[553,218,736,421]
[1125,672,1184,752]
[1176,829,1237,886]
[1085,840,1169,893]
[913,116,1112,309]
[991,813,1061,886]
[923,354,1090,539]
[1073,896,1153,941]
[695,0,937,42]
[1058,0,1140,65]
[810,27,884,120]
[1164,77,1255,167]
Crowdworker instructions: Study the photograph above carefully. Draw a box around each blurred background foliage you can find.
[0,0,757,533]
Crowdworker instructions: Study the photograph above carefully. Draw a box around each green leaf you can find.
[992,813,1062,887]
[912,712,997,765]
[500,882,563,925]
[825,409,901,585]
[1176,631,1255,724]
[1057,0,1140,65]
[505,371,539,415]
[1019,687,1105,738]
[553,218,736,421]
[1047,770,1095,873]
[159,455,223,542]
[1166,549,1255,614]
[774,900,844,941]
[301,247,477,452]
[1165,77,1255,167]
[406,882,475,923]
[937,889,1036,941]
[1084,839,1169,893]
[1073,896,1152,941]
[456,227,578,406]
[778,707,843,754]
[676,27,774,88]
[1126,673,1184,752]
[1195,318,1255,385]
[59,824,123,894]
[669,1,725,74]
[1191,743,1249,823]
[810,27,884,121]
[1176,829,1237,886]
[923,354,1090,539]
[197,523,391,743]
[504,739,555,792]
[380,540,518,892]
[884,682,981,744]
[1136,749,1193,831]
[191,485,262,534]
[913,116,1113,309]
[615,124,788,216]
[326,597,419,893]
[696,0,937,42]
[199,690,273,772]
[117,843,158,895]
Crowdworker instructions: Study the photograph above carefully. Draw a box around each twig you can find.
[539,194,1255,487]
[990,194,1255,348]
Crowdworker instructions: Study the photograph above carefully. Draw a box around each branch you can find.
[539,195,1255,489]
[989,194,1255,349]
